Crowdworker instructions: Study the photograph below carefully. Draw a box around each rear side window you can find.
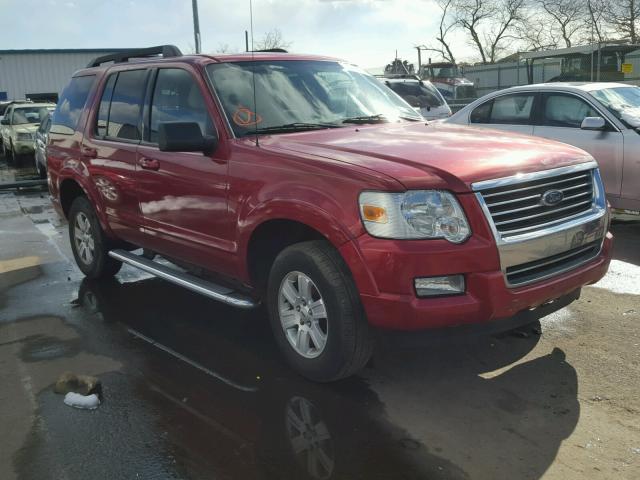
[488,94,535,124]
[98,69,148,141]
[148,68,214,143]
[470,101,492,123]
[50,75,96,135]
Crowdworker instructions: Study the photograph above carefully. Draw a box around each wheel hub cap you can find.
[278,271,328,359]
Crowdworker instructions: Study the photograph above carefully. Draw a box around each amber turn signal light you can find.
[361,205,388,223]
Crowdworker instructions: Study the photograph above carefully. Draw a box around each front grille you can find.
[506,241,601,286]
[478,169,594,238]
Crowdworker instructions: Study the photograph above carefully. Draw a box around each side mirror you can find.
[581,117,606,131]
[0,118,9,125]
[158,121,218,155]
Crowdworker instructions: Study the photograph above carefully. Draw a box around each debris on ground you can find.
[54,372,101,396]
[63,392,101,410]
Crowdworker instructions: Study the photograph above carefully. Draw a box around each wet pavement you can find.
[1,156,639,480]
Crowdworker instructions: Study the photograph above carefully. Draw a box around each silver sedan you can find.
[447,83,640,212]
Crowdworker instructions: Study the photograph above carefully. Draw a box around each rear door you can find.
[469,92,537,135]
[135,66,234,276]
[82,68,150,244]
[533,92,624,197]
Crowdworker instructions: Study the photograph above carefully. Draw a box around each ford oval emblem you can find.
[541,189,564,206]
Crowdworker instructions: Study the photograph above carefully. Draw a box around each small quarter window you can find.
[96,74,117,137]
[50,75,96,135]
[470,101,492,123]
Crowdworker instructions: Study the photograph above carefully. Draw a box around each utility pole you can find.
[245,30,249,52]
[192,0,202,54]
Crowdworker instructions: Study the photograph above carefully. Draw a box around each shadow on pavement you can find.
[610,220,640,266]
[11,275,579,479]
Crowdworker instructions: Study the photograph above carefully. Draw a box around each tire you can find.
[68,196,122,279]
[5,141,14,164]
[35,153,46,178]
[267,240,373,382]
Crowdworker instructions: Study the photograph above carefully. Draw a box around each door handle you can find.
[81,146,98,159]
[139,157,160,170]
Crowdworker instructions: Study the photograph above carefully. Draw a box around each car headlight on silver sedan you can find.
[359,190,471,243]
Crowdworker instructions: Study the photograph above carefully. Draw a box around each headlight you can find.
[17,132,34,141]
[359,190,471,243]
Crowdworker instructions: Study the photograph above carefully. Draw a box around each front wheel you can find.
[267,240,373,382]
[68,196,122,279]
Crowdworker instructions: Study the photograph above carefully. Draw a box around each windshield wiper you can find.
[342,114,422,124]
[250,122,342,135]
[342,114,387,124]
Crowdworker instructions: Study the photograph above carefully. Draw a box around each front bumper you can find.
[341,232,612,331]
[14,140,35,154]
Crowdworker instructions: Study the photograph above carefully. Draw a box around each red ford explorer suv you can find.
[47,46,612,381]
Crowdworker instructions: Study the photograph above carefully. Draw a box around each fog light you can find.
[415,275,465,297]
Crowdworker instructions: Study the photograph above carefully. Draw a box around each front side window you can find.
[104,69,148,141]
[542,94,598,128]
[51,75,95,135]
[149,68,214,143]
[206,60,421,137]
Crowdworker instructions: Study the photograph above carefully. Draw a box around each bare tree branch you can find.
[254,28,293,51]
[603,0,640,43]
[538,0,587,48]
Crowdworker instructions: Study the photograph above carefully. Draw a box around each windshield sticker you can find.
[233,107,263,126]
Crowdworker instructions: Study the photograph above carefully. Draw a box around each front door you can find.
[135,67,234,276]
[533,92,624,197]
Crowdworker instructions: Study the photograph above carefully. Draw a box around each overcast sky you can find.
[0,0,477,68]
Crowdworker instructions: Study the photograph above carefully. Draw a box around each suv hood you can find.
[260,122,593,192]
[14,125,38,134]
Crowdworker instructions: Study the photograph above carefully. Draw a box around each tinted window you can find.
[542,94,599,128]
[470,101,492,123]
[387,81,444,108]
[51,75,95,135]
[96,74,117,137]
[149,68,214,143]
[106,69,148,141]
[489,94,535,124]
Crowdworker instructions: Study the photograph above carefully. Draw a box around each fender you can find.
[56,163,117,239]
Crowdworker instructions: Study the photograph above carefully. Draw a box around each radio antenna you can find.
[249,0,259,147]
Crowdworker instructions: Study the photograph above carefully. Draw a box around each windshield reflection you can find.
[591,86,640,128]
[206,60,422,137]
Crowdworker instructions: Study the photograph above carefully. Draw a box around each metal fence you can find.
[461,52,640,99]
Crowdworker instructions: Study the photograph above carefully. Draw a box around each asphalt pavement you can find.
[1,156,639,480]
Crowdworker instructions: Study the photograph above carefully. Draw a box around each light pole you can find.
[192,0,201,54]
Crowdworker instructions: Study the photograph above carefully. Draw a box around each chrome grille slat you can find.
[493,199,592,226]
[491,191,593,218]
[485,182,592,208]
[497,209,596,236]
[481,173,591,198]
[506,243,596,276]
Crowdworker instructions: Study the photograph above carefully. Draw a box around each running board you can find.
[108,249,257,309]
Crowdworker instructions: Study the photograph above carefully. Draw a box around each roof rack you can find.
[251,48,288,53]
[87,45,183,68]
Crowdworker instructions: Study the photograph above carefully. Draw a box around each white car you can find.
[447,83,640,212]
[383,76,452,120]
[0,102,56,162]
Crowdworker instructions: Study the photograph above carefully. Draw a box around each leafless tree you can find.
[516,11,559,51]
[418,0,457,64]
[455,0,526,64]
[538,0,587,48]
[254,28,293,51]
[586,0,609,43]
[604,0,640,43]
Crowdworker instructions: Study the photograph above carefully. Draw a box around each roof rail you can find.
[86,45,183,68]
[251,48,288,53]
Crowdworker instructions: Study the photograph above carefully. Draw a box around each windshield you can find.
[11,106,51,125]
[386,81,444,108]
[206,60,422,137]
[590,86,640,129]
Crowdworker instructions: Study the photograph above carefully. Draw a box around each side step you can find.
[108,249,258,309]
